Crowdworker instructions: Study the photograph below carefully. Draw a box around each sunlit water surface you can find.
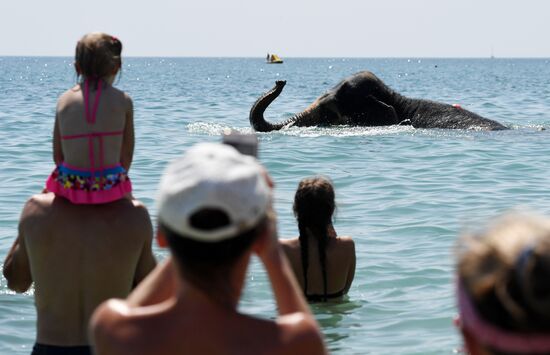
[1,57,550,354]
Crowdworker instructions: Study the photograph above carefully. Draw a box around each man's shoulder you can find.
[20,193,56,220]
[91,299,129,328]
[90,299,134,354]
[235,312,325,354]
[119,199,152,223]
[274,313,327,354]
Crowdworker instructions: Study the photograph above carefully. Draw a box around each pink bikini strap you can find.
[84,79,103,124]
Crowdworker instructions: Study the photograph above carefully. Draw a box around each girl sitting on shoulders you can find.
[280,176,356,302]
[46,32,133,204]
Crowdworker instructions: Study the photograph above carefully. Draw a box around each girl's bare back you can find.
[56,82,132,169]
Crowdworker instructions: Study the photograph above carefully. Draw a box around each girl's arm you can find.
[120,95,134,172]
[53,113,63,165]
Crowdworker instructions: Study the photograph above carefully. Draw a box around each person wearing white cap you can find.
[90,142,327,355]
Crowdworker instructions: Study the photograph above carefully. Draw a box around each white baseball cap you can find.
[156,142,271,242]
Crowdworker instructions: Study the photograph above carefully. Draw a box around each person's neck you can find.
[80,75,115,86]
[176,252,251,311]
[305,223,336,242]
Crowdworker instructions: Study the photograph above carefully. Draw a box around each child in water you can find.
[45,32,133,204]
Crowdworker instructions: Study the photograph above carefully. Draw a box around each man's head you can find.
[156,143,271,298]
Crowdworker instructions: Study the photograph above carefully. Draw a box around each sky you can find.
[1,0,549,58]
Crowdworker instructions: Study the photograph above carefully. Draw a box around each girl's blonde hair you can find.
[75,32,122,81]
[457,212,550,333]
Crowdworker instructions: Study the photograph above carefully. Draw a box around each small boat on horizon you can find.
[266,53,283,64]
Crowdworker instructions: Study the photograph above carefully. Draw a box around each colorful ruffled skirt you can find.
[45,163,132,204]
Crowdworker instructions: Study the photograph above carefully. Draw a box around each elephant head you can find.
[249,79,401,132]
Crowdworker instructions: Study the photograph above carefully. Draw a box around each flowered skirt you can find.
[45,163,132,204]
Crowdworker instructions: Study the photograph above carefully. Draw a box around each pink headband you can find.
[457,280,550,353]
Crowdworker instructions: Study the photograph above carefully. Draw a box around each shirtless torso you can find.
[3,193,156,347]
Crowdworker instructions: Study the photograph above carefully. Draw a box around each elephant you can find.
[249,71,507,132]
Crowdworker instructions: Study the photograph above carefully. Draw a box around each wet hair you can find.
[457,212,550,354]
[293,176,336,301]
[74,32,122,83]
[161,208,266,306]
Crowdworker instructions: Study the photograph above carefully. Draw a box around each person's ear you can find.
[156,229,168,248]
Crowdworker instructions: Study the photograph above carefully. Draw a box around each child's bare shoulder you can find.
[56,85,83,110]
[108,86,133,108]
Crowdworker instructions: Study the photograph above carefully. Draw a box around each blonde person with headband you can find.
[90,143,327,355]
[455,212,550,355]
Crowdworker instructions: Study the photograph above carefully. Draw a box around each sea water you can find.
[1,57,550,354]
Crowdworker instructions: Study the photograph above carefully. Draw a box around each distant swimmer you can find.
[46,32,134,205]
[91,143,328,355]
[280,176,356,302]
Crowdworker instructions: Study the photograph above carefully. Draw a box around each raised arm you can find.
[120,95,134,172]
[254,212,312,316]
[126,257,178,307]
[254,212,327,354]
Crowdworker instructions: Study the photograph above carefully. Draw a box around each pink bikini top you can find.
[61,79,123,176]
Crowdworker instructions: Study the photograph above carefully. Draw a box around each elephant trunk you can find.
[249,81,295,132]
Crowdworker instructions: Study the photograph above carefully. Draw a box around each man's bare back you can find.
[3,193,156,347]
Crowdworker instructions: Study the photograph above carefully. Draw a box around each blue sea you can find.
[1,57,550,354]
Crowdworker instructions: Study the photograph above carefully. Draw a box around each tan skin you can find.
[90,211,328,355]
[53,65,134,171]
[280,224,356,298]
[2,193,156,346]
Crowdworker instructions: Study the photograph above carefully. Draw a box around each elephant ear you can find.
[363,95,399,126]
